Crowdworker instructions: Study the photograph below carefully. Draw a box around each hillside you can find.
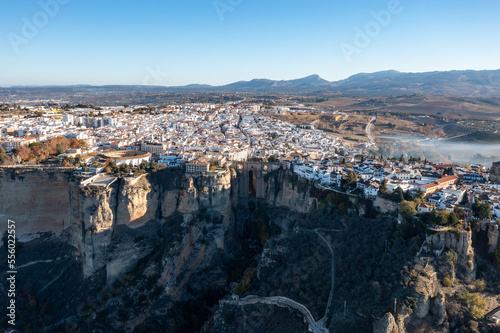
[447,131,500,143]
[2,70,500,103]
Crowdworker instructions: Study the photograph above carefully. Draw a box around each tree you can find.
[455,207,466,219]
[55,144,66,155]
[466,293,487,319]
[414,188,425,200]
[0,147,7,161]
[399,200,417,220]
[139,160,148,170]
[392,187,404,203]
[78,139,88,148]
[104,159,118,173]
[442,277,453,287]
[69,138,80,148]
[438,210,450,225]
[444,249,458,266]
[449,212,460,225]
[379,178,388,194]
[343,171,357,189]
[403,190,413,201]
[120,163,131,174]
[428,209,449,225]
[472,198,492,219]
[15,145,31,162]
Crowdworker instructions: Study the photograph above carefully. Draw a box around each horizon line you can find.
[2,68,500,89]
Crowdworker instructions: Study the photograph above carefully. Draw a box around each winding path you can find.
[301,219,347,329]
[314,230,335,324]
[223,181,350,332]
[365,116,376,145]
[222,295,328,333]
[224,217,347,332]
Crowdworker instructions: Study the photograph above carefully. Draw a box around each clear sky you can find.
[1,0,499,86]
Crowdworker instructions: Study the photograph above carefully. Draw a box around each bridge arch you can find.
[235,161,282,200]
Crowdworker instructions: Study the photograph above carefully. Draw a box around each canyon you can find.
[0,166,499,332]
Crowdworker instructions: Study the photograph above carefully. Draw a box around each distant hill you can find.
[447,131,500,143]
[333,70,500,97]
[3,69,500,97]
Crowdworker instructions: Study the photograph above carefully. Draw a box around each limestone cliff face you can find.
[0,169,73,236]
[427,230,474,259]
[76,185,119,278]
[116,175,158,228]
[81,170,234,282]
[373,313,402,333]
[425,230,475,280]
[0,168,235,284]
[261,171,314,213]
[156,171,235,300]
[375,268,448,333]
[163,171,233,221]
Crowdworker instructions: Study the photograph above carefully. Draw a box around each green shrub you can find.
[442,277,453,287]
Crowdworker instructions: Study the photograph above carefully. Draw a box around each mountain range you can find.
[4,69,500,97]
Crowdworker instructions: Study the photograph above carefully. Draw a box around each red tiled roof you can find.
[436,175,458,184]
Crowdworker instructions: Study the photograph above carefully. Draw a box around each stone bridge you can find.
[233,161,282,200]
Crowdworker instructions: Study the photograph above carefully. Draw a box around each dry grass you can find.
[316,95,500,120]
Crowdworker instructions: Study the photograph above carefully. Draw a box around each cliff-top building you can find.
[103,150,151,166]
[186,157,210,173]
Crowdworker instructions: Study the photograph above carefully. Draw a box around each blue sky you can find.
[0,0,499,86]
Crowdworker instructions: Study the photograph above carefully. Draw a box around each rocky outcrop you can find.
[426,231,472,258]
[116,175,158,228]
[432,291,447,326]
[372,196,399,214]
[426,230,475,279]
[373,313,400,333]
[77,184,119,278]
[411,266,440,319]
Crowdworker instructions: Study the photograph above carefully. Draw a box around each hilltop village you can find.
[1,103,500,226]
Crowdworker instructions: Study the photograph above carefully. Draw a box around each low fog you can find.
[378,136,500,167]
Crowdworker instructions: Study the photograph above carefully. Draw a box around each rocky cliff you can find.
[2,166,498,333]
[424,229,475,280]
[484,222,499,254]
[0,167,240,331]
[0,169,73,236]
[261,171,315,214]
[0,168,235,283]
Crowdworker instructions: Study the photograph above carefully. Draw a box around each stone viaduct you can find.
[233,161,282,200]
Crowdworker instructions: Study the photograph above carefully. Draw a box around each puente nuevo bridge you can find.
[234,161,283,200]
